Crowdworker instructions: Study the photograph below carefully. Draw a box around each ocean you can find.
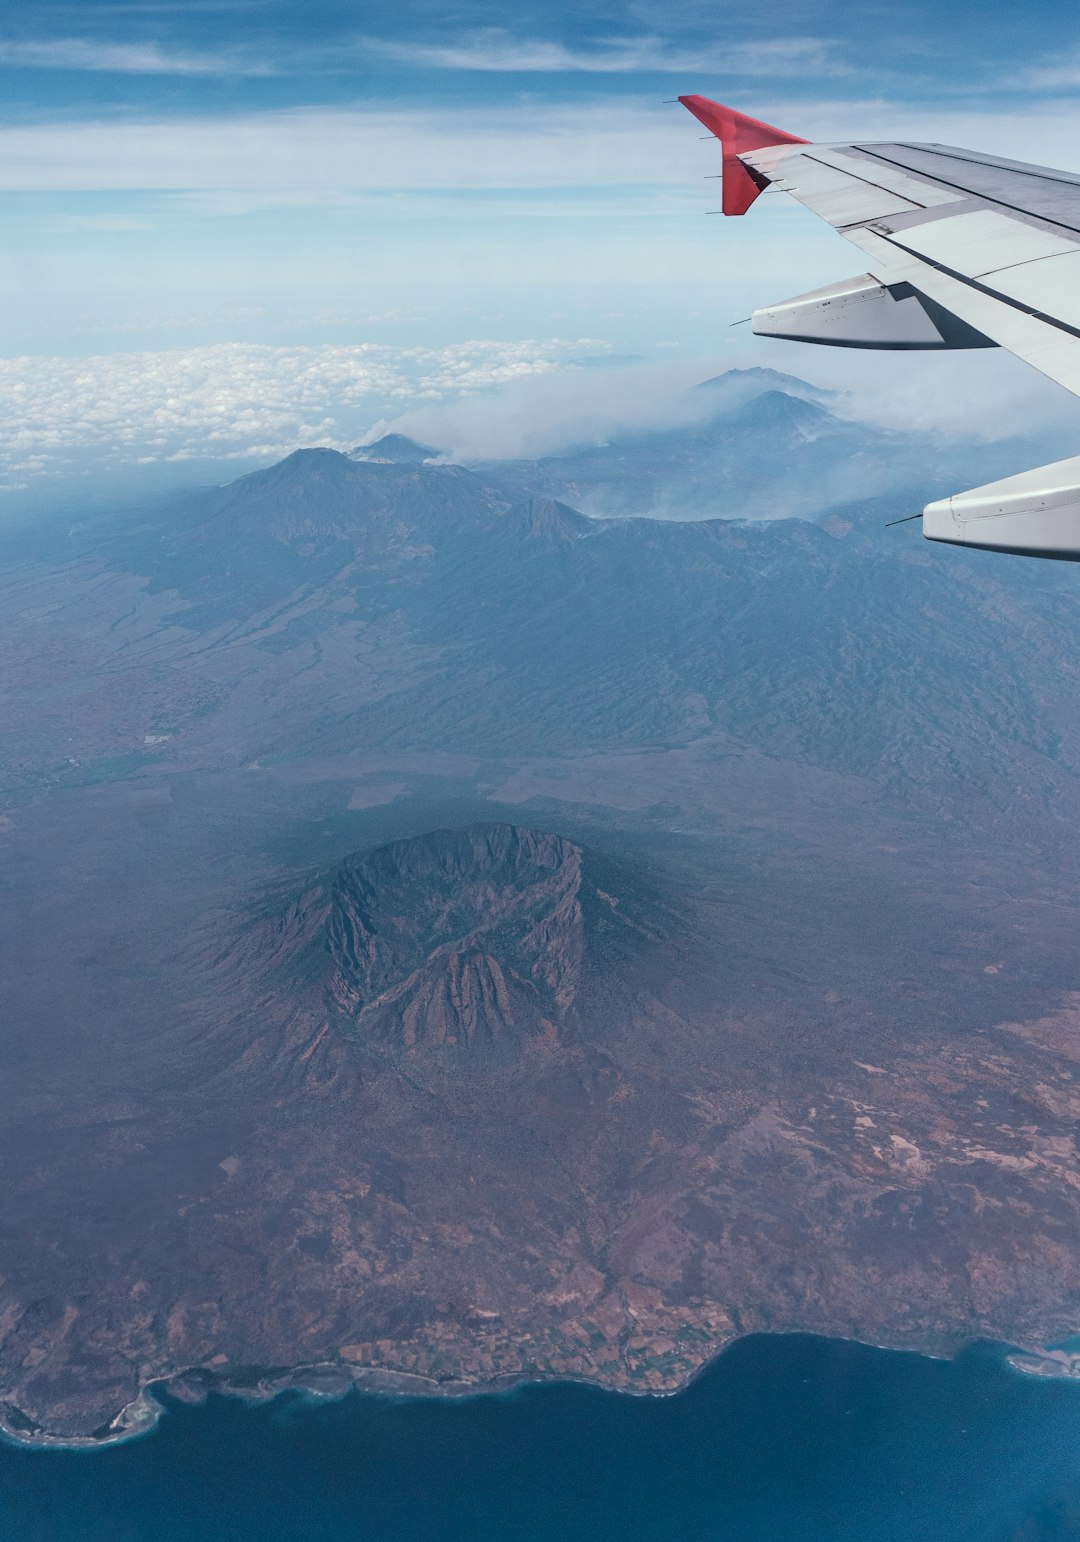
[3,1334,1080,1541]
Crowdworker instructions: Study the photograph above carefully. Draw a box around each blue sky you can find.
[3,0,1080,488]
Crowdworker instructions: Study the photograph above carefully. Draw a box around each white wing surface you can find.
[680,95,1080,558]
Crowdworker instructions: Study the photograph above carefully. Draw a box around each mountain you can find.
[464,379,931,522]
[496,497,593,545]
[8,804,1080,1441]
[693,365,835,406]
[353,433,440,464]
[248,824,666,1061]
[190,447,506,545]
[5,431,1080,848]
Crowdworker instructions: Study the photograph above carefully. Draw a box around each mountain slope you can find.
[4,407,1080,850]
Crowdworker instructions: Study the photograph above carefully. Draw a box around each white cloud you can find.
[4,339,1079,507]
[381,345,1080,464]
[0,26,846,80]
[357,30,844,78]
[2,97,1080,204]
[0,339,608,484]
[373,356,730,459]
[0,38,273,75]
[1013,51,1080,90]
[736,339,1080,446]
[848,357,1080,444]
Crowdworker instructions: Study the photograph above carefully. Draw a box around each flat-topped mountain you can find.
[256,824,661,1059]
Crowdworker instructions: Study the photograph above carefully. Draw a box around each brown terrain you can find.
[4,413,1080,1441]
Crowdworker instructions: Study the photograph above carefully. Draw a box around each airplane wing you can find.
[680,94,1080,558]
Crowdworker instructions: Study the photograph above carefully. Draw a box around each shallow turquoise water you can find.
[3,1334,1080,1540]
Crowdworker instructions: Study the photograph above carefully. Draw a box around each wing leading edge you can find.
[679,95,1080,558]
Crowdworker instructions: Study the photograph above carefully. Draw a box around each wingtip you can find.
[677,95,808,149]
[678,96,808,216]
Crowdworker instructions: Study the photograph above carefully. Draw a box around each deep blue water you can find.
[3,1334,1080,1541]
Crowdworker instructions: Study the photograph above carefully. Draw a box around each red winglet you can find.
[679,96,808,216]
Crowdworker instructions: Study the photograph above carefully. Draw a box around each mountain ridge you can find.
[4,409,1080,848]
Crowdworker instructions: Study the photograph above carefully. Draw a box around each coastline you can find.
[1006,1347,1080,1380]
[3,1328,1069,1454]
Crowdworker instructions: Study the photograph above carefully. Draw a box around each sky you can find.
[4,0,1080,491]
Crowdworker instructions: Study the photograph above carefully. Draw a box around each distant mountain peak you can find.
[501,497,593,544]
[726,388,836,436]
[695,367,834,405]
[199,446,504,547]
[353,433,441,464]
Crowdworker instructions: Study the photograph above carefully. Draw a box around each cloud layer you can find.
[0,38,272,75]
[6,98,1080,201]
[0,338,605,488]
[374,356,735,460]
[0,102,713,195]
[7,334,1080,508]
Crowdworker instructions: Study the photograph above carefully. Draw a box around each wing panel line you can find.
[881,142,1080,193]
[782,150,929,209]
[857,147,1080,237]
[867,228,1080,343]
